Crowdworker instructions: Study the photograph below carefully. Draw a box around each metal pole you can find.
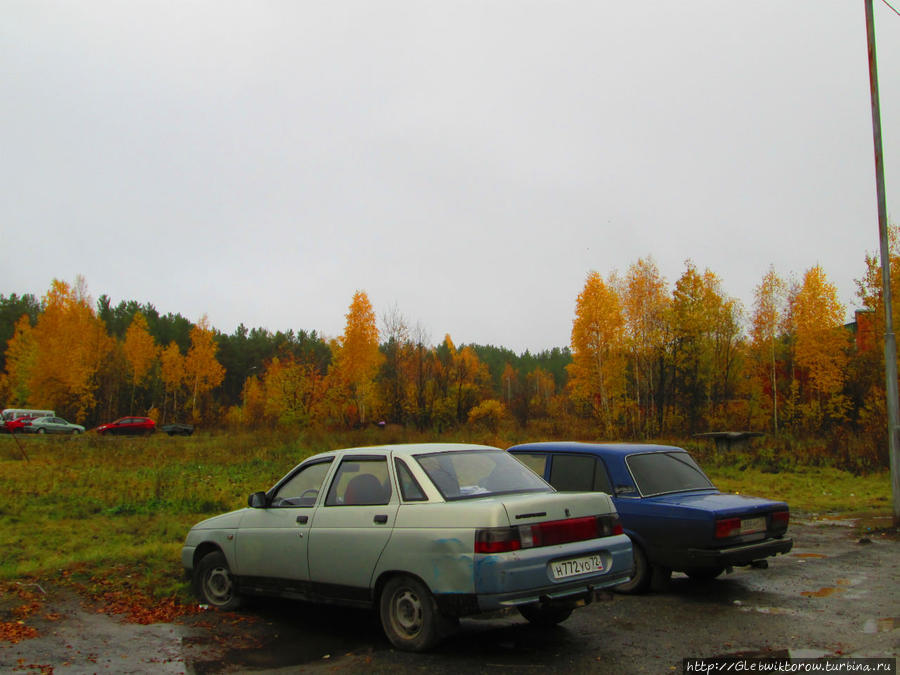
[864,0,900,525]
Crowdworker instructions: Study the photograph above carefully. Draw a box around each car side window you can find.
[593,459,613,494]
[549,454,597,492]
[325,457,392,506]
[512,453,548,478]
[270,460,333,507]
[395,458,427,501]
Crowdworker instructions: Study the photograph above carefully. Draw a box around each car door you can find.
[233,458,334,584]
[48,417,65,433]
[307,454,398,599]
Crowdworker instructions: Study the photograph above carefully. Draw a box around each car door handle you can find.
[296,515,308,524]
[373,515,388,524]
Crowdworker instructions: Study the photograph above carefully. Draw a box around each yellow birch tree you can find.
[568,271,626,435]
[184,316,225,422]
[123,311,159,414]
[28,279,113,420]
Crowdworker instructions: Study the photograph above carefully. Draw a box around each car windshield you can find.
[626,451,714,496]
[415,449,552,501]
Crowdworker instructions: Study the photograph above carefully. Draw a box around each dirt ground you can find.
[1,515,897,674]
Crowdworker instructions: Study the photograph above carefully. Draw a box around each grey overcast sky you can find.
[2,1,899,353]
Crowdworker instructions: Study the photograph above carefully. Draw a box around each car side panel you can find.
[307,504,400,589]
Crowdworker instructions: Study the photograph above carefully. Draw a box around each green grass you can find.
[0,431,893,602]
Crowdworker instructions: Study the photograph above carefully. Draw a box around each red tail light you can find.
[770,510,789,530]
[714,517,741,539]
[475,528,522,553]
[475,515,621,554]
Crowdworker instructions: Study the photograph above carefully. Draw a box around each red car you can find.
[3,414,44,434]
[95,417,156,436]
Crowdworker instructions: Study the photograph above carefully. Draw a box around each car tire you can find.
[615,542,652,594]
[685,567,724,581]
[517,603,574,626]
[72,429,81,435]
[379,575,446,652]
[37,428,46,434]
[194,551,242,611]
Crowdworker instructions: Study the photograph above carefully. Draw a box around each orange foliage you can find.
[568,271,626,433]
[123,312,158,387]
[184,315,225,421]
[28,279,113,420]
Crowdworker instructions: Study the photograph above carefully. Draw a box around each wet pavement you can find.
[1,517,897,673]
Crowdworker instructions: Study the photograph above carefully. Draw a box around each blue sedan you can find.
[508,442,792,593]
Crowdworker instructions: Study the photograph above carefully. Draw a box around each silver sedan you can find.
[182,443,633,651]
[26,416,85,435]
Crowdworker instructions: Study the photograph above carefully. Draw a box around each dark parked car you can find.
[508,442,792,593]
[95,416,156,436]
[161,423,194,436]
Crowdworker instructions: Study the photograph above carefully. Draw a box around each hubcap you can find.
[393,588,423,636]
[204,566,233,605]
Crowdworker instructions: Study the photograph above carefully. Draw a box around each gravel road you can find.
[1,516,896,674]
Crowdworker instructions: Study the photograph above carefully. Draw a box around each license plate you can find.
[741,517,766,534]
[550,554,604,580]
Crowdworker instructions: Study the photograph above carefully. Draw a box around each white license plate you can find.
[741,517,766,534]
[550,554,604,580]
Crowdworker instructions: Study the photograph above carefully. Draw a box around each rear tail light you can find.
[770,510,790,530]
[475,514,622,554]
[714,517,741,539]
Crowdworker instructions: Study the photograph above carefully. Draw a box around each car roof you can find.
[508,441,687,456]
[307,443,501,462]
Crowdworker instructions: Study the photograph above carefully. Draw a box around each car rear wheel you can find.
[195,551,241,611]
[615,542,651,594]
[517,603,573,626]
[379,575,446,652]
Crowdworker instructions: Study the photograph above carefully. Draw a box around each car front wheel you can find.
[379,575,447,652]
[195,551,241,611]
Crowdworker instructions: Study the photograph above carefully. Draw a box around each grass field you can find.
[0,430,893,604]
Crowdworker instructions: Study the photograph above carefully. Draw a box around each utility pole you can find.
[864,0,900,525]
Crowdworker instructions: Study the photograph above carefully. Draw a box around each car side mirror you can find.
[248,491,268,508]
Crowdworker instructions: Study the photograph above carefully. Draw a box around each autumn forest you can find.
[2,237,899,473]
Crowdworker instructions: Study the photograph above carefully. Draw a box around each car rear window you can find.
[626,452,713,496]
[415,449,552,500]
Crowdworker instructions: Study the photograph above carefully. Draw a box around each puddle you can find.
[185,601,384,673]
[863,617,899,634]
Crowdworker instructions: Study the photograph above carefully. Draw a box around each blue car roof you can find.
[508,441,687,456]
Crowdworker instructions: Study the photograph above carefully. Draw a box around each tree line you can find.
[1,236,896,470]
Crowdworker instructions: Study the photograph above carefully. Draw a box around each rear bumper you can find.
[471,533,633,613]
[685,537,793,568]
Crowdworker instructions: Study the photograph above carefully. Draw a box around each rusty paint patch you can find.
[800,586,844,598]
[791,553,827,559]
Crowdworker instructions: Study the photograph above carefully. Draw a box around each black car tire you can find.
[517,603,574,626]
[615,542,652,594]
[72,429,81,435]
[37,428,46,434]
[195,551,242,611]
[379,575,446,652]
[685,567,724,581]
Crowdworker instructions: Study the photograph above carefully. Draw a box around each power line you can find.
[881,0,900,18]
